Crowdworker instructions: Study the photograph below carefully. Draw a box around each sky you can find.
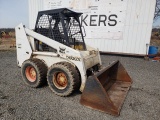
[153,18,160,28]
[0,0,159,28]
[0,0,29,28]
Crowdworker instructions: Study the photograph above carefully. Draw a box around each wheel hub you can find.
[25,66,36,82]
[53,72,68,89]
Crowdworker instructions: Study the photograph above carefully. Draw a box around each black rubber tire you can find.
[47,62,80,96]
[21,59,48,88]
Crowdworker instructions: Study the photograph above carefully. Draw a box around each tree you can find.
[154,0,160,21]
[0,32,2,38]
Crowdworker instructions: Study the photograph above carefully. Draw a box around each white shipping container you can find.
[28,0,156,55]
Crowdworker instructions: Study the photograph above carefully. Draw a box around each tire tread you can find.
[47,62,80,96]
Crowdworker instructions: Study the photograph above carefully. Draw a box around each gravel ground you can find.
[0,51,160,120]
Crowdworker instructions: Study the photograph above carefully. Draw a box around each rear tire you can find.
[21,59,47,88]
[47,62,80,96]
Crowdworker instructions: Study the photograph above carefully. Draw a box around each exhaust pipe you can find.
[80,60,132,116]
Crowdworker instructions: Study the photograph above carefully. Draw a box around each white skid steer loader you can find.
[15,8,132,116]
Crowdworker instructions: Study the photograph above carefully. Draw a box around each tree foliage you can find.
[154,0,160,21]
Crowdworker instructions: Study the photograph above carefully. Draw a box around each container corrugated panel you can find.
[84,0,156,55]
[28,0,156,55]
[28,0,44,29]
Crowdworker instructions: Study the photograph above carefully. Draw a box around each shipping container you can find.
[28,0,156,55]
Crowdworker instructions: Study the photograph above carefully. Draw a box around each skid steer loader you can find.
[15,8,132,116]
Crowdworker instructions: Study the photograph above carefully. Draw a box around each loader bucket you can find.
[80,60,132,116]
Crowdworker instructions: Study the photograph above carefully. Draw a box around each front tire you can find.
[21,59,47,88]
[47,62,80,96]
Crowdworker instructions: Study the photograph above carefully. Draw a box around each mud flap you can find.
[80,60,132,116]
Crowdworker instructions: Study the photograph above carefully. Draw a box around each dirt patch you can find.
[0,112,5,118]
[0,38,16,51]
[150,39,160,46]
[129,100,144,112]
[0,91,9,100]
[130,87,160,100]
[7,107,16,115]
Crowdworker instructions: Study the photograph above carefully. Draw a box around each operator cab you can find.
[35,8,86,51]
